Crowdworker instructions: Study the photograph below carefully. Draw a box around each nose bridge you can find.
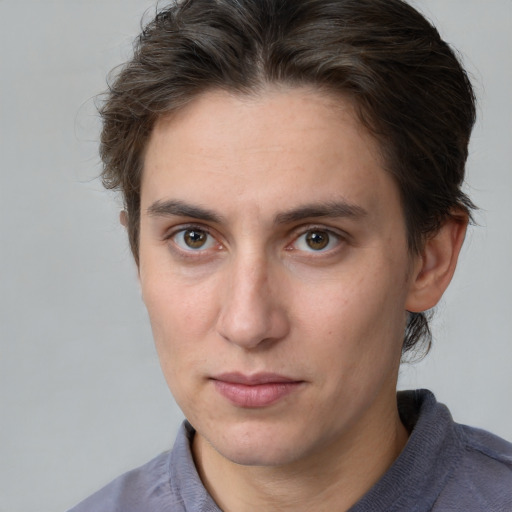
[216,247,287,349]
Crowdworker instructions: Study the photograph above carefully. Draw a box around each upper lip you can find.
[211,372,301,385]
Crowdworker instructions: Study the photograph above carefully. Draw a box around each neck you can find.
[192,394,409,512]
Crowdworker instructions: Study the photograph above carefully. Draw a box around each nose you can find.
[216,253,290,350]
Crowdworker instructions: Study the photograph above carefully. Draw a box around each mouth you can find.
[210,372,304,408]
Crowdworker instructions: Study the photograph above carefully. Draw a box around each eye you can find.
[173,228,216,251]
[293,229,340,252]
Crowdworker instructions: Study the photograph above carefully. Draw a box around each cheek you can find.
[141,270,219,368]
[296,275,407,425]
[294,259,408,366]
[142,276,217,414]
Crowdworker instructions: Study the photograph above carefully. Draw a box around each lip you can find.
[211,372,304,408]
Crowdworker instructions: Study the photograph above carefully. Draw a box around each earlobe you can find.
[406,213,468,313]
[120,210,128,227]
[119,210,141,278]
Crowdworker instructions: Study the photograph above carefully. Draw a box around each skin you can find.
[137,87,467,511]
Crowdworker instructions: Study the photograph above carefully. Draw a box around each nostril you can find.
[215,257,290,348]
[216,298,289,349]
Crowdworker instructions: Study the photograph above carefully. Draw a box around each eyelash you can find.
[287,225,345,254]
[164,224,346,258]
[165,224,221,255]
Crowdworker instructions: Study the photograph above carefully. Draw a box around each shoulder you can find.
[434,423,512,510]
[67,421,219,512]
[390,390,512,512]
[66,450,183,512]
[459,422,512,470]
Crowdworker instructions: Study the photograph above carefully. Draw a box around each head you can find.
[100,0,476,358]
[99,0,477,473]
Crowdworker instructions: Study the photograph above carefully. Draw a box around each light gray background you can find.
[0,1,510,511]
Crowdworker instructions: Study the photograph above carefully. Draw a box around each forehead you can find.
[141,87,399,225]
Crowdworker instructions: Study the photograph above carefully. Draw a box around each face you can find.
[139,88,417,468]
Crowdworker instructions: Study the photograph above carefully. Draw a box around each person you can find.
[69,0,512,510]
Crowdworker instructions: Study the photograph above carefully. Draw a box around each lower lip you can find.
[213,380,302,408]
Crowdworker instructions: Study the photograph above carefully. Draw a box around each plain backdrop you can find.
[0,1,510,511]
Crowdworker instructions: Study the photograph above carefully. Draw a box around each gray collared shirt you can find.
[68,390,512,511]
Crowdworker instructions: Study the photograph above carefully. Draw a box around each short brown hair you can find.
[99,0,476,356]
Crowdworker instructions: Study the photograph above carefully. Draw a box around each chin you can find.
[201,419,310,468]
[217,440,298,467]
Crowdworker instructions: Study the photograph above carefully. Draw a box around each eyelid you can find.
[162,222,348,256]
[163,222,213,241]
[164,223,223,254]
[290,223,348,240]
[288,224,348,253]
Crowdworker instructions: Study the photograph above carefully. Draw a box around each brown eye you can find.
[305,230,330,251]
[173,228,215,251]
[184,229,207,248]
[292,229,340,253]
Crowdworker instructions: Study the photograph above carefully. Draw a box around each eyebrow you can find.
[274,201,367,224]
[146,198,367,224]
[147,199,224,223]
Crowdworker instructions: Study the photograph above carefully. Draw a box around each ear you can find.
[406,213,468,313]
[119,210,141,277]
